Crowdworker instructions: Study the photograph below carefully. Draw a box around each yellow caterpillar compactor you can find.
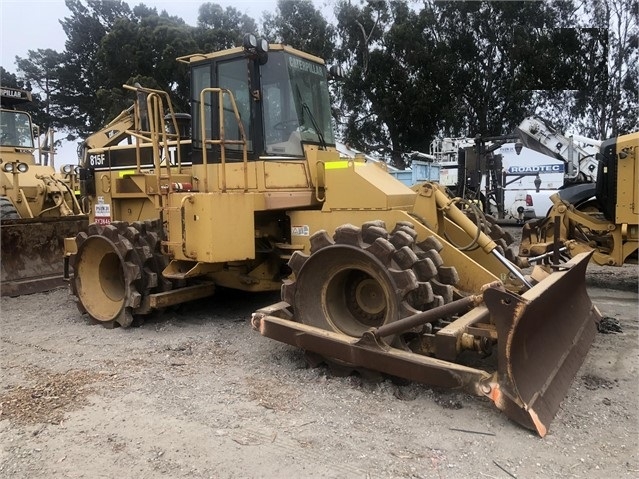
[1,87,87,295]
[519,132,638,267]
[67,36,601,437]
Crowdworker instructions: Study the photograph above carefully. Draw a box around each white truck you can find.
[429,117,600,222]
[515,116,601,215]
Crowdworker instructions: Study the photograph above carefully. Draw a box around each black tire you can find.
[282,221,460,339]
[0,196,20,220]
[69,219,172,327]
[575,200,601,214]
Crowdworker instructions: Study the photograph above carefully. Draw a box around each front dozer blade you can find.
[1,215,88,296]
[484,251,600,436]
[253,252,600,436]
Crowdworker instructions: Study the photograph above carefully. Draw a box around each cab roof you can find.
[0,87,32,108]
[176,43,325,66]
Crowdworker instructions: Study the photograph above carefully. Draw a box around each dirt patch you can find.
[586,266,638,292]
[581,374,617,391]
[0,366,113,425]
[245,376,300,412]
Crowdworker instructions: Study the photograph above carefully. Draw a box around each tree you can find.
[574,0,638,137]
[0,68,23,88]
[194,3,258,53]
[263,0,336,61]
[198,2,257,37]
[14,49,66,131]
[431,0,586,137]
[335,1,462,166]
[57,0,134,134]
[332,0,603,167]
[53,1,260,135]
[333,1,399,163]
[97,8,197,120]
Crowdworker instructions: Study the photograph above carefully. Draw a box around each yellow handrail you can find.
[198,87,248,193]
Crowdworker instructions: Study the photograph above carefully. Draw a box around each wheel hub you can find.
[74,235,127,322]
[99,250,126,302]
[346,272,386,325]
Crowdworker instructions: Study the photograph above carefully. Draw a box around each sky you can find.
[0,0,285,73]
[0,0,288,163]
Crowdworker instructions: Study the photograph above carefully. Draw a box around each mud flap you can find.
[483,252,600,436]
[1,215,88,296]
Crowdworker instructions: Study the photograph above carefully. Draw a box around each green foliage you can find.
[197,3,257,34]
[431,0,552,136]
[0,68,22,88]
[332,0,628,166]
[14,49,67,131]
[16,1,257,137]
[195,3,257,52]
[56,0,134,134]
[333,0,395,161]
[97,12,197,120]
[263,0,336,61]
[574,0,638,137]
[8,0,636,155]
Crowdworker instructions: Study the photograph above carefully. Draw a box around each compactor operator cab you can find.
[0,88,35,159]
[184,35,336,162]
[1,88,40,196]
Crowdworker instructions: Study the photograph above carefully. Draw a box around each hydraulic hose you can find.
[433,185,532,289]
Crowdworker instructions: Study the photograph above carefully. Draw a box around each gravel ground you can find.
[1,226,637,478]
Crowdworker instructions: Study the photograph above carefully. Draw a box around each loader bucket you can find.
[1,215,88,296]
[482,251,600,436]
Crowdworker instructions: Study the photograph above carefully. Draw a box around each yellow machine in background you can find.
[67,36,601,437]
[519,132,638,267]
[0,87,87,295]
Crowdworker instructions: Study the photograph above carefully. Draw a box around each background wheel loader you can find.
[518,132,638,267]
[0,87,87,296]
[67,35,601,436]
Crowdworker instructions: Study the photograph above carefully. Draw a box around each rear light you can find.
[526,194,533,206]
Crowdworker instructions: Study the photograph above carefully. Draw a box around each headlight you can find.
[329,65,345,79]
[61,164,74,174]
[258,38,269,54]
[17,162,29,173]
[2,162,15,173]
[243,33,258,50]
[243,33,269,62]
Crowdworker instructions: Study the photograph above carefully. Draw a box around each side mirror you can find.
[534,174,542,193]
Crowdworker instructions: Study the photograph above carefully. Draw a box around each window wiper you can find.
[295,85,326,150]
[301,102,326,150]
